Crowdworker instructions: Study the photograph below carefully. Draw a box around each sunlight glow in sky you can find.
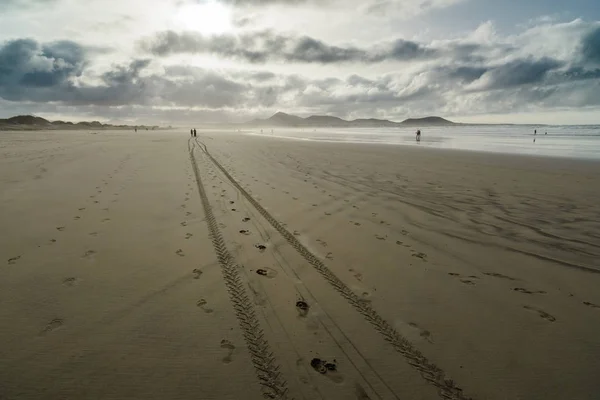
[174,1,233,35]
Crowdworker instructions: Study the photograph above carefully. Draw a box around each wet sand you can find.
[1,129,600,400]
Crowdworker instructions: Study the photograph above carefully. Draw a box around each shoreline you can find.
[242,129,600,163]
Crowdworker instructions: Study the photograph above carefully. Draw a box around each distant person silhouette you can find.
[190,129,193,137]
[193,128,197,137]
[545,131,547,135]
[534,129,537,135]
[416,129,421,142]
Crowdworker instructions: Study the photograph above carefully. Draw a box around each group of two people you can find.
[190,128,197,137]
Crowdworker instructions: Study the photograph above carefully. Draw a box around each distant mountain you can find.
[0,115,159,131]
[401,116,453,126]
[5,115,53,126]
[247,112,455,127]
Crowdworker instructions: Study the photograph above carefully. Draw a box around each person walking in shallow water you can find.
[416,129,421,142]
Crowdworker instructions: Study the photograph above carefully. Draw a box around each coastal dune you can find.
[1,129,599,399]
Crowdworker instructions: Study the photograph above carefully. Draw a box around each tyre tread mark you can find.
[198,140,471,400]
[188,140,290,400]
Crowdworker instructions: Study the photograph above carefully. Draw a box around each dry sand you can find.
[1,129,600,400]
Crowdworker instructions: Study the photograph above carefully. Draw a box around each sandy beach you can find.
[1,129,600,400]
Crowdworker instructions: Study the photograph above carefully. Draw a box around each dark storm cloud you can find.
[472,57,564,90]
[581,26,600,65]
[446,66,489,83]
[0,38,86,97]
[0,38,305,109]
[142,30,436,64]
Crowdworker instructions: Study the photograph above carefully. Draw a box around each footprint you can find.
[74,216,81,220]
[296,300,310,317]
[82,250,96,258]
[185,211,192,216]
[102,218,110,223]
[523,305,556,322]
[193,268,203,279]
[316,239,328,247]
[62,277,78,286]
[460,279,476,286]
[180,221,188,226]
[175,249,185,257]
[354,222,361,226]
[401,230,409,235]
[220,340,235,364]
[375,234,386,241]
[8,256,21,265]
[56,226,65,231]
[448,273,460,276]
[411,252,427,260]
[255,244,267,252]
[349,268,363,281]
[325,252,333,260]
[78,207,86,211]
[40,318,63,335]
[513,288,546,295]
[89,232,98,236]
[583,301,600,309]
[484,272,517,281]
[324,212,331,216]
[255,268,277,278]
[196,299,214,314]
[310,358,343,383]
[185,233,193,239]
[408,322,434,343]
[293,230,300,236]
[239,229,251,235]
[242,217,251,222]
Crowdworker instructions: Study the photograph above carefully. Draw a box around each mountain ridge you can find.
[247,112,455,127]
[0,115,159,131]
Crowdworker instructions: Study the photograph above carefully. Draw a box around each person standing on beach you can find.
[534,129,537,135]
[190,129,193,137]
[416,129,421,142]
[193,128,197,137]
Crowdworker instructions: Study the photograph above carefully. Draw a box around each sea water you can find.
[247,125,600,160]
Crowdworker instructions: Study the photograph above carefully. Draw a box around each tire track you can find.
[197,139,471,400]
[188,139,290,400]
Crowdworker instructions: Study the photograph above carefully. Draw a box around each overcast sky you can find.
[1,0,599,124]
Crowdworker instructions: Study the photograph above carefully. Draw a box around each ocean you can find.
[246,125,600,160]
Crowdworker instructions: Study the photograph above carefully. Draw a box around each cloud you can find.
[0,39,86,96]
[363,0,465,17]
[466,57,564,91]
[581,26,600,65]
[0,0,58,9]
[142,30,436,63]
[3,18,600,124]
